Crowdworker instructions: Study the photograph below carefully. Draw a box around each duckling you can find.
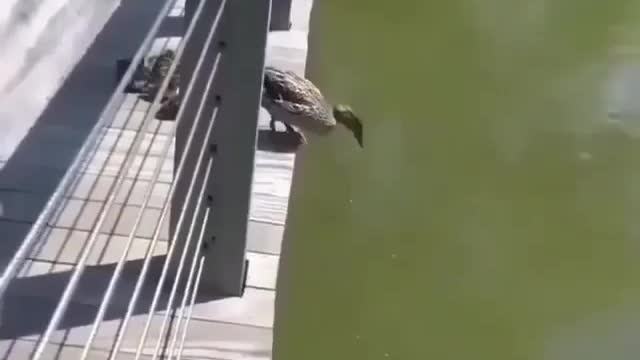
[155,93,180,121]
[140,49,180,103]
[261,66,363,147]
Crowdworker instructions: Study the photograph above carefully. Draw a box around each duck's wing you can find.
[275,99,321,117]
[148,50,176,84]
[263,66,324,105]
[141,50,179,101]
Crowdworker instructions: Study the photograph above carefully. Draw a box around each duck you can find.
[261,66,363,147]
[140,49,180,103]
[139,61,363,148]
[155,93,180,120]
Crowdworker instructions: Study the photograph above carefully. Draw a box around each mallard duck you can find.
[261,66,363,147]
[140,49,180,103]
[143,63,364,148]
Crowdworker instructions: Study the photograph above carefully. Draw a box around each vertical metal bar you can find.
[107,53,222,360]
[167,207,210,359]
[196,0,271,296]
[135,158,213,360]
[171,0,226,287]
[176,256,205,360]
[147,157,210,360]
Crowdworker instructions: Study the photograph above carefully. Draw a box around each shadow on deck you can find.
[0,0,166,258]
[0,0,299,344]
[0,0,206,343]
[0,255,228,340]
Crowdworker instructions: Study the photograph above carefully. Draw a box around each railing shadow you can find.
[0,0,223,345]
[157,15,185,38]
[257,129,303,153]
[0,0,288,348]
[0,0,168,259]
[0,255,221,340]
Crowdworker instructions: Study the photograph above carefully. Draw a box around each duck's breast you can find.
[266,102,335,135]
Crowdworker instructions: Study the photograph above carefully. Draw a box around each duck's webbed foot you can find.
[283,124,306,144]
[293,130,307,145]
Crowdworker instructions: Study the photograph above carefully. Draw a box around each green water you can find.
[274,1,640,359]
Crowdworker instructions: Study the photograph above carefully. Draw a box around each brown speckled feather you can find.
[263,66,324,106]
[142,49,179,102]
[262,66,334,126]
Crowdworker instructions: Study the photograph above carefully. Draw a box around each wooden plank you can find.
[25,229,168,265]
[12,257,275,328]
[65,174,170,209]
[78,151,174,184]
[5,295,272,360]
[245,252,278,290]
[96,128,175,158]
[246,220,284,255]
[49,199,170,241]
[0,339,157,360]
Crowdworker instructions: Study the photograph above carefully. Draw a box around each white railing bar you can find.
[80,5,224,356]
[32,0,209,356]
[144,157,213,360]
[176,254,206,360]
[127,1,230,353]
[109,52,224,359]
[78,53,191,360]
[22,95,166,357]
[131,40,226,358]
[110,108,214,359]
[166,207,210,360]
[0,0,180,302]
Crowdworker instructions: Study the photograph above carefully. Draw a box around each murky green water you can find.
[274,1,640,359]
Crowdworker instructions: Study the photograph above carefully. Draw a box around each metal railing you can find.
[0,0,271,358]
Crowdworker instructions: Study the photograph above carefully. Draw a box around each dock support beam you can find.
[172,0,270,296]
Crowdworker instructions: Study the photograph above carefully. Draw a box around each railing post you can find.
[173,0,270,296]
[270,0,292,31]
[201,0,270,297]
[170,0,225,290]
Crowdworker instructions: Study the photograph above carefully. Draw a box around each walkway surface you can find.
[0,0,311,358]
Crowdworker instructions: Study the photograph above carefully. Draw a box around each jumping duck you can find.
[262,66,363,147]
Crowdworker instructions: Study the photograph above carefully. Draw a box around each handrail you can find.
[0,0,272,358]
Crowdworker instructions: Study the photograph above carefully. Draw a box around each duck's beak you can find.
[354,125,363,147]
[348,116,364,148]
[334,107,364,148]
